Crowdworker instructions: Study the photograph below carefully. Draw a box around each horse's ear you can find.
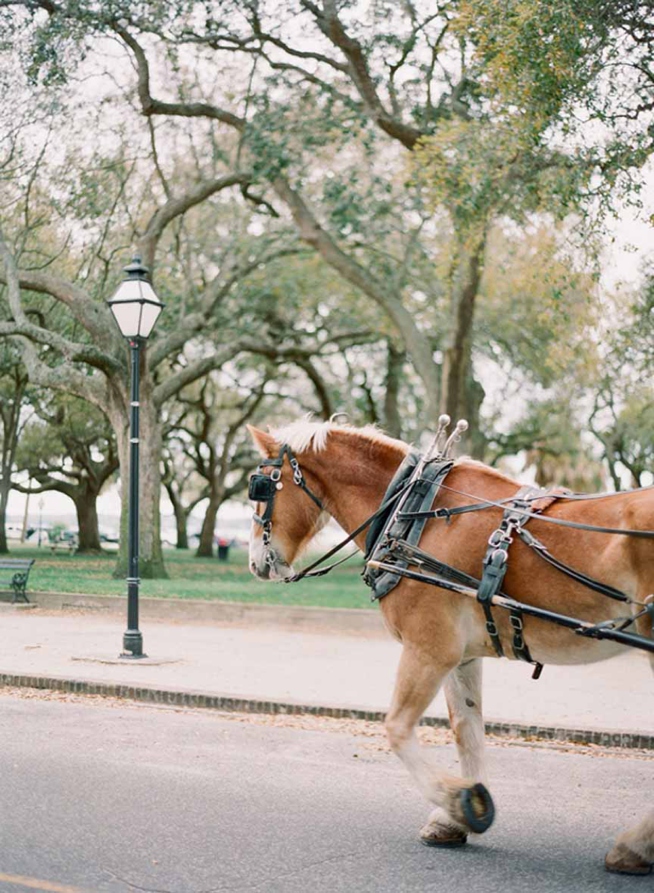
[247,425,278,458]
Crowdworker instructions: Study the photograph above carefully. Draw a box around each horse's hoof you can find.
[605,844,653,876]
[420,827,468,848]
[459,783,495,834]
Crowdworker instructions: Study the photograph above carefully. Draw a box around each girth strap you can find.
[478,486,547,675]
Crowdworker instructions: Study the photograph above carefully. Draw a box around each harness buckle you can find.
[488,528,512,548]
[290,457,303,486]
[510,614,523,632]
[486,620,499,638]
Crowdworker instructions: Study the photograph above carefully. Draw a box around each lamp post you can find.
[38,497,44,547]
[107,255,164,658]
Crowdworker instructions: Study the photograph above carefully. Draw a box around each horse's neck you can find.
[306,432,408,546]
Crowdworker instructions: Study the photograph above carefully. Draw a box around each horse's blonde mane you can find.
[270,417,406,454]
[269,419,521,484]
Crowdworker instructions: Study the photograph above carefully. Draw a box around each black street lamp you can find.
[107,255,164,658]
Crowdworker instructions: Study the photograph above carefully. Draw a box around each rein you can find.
[284,478,415,583]
[401,483,654,539]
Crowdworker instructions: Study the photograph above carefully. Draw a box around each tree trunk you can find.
[196,492,221,558]
[0,440,11,552]
[383,341,405,438]
[165,486,190,549]
[0,370,27,554]
[0,479,9,554]
[440,234,487,455]
[175,517,189,550]
[74,489,102,552]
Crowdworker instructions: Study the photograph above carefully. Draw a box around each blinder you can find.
[248,472,279,502]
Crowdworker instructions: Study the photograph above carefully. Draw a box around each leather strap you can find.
[478,487,545,671]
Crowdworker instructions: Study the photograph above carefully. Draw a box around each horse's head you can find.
[247,425,329,581]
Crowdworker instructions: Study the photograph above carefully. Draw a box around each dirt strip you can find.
[2,672,653,752]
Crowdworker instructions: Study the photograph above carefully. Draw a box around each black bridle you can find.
[249,444,324,569]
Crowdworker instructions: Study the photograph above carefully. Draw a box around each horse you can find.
[247,418,654,875]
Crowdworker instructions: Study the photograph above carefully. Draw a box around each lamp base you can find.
[122,629,145,658]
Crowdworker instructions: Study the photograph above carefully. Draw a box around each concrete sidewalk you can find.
[1,600,652,747]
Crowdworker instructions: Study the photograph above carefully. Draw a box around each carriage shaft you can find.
[366,560,654,656]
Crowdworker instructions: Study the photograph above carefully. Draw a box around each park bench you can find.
[49,539,76,554]
[0,558,35,603]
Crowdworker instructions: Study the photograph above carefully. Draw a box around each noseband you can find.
[249,444,324,567]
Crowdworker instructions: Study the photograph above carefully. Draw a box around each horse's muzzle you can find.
[250,559,271,580]
[250,552,293,582]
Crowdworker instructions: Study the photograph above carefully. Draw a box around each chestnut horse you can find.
[247,419,654,874]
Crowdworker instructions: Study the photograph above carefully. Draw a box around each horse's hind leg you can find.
[604,588,654,873]
[605,585,653,874]
[385,645,495,844]
[420,658,488,847]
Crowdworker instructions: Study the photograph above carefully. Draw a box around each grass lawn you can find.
[4,543,375,610]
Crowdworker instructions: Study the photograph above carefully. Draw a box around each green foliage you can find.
[477,224,599,389]
[602,390,654,486]
[415,0,652,232]
[16,393,117,487]
[453,0,602,124]
[588,276,654,487]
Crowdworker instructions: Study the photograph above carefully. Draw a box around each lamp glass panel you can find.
[138,302,163,338]
[110,301,141,337]
[111,279,143,303]
[137,280,162,307]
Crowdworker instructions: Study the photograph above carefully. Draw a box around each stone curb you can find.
[25,592,386,635]
[1,672,652,751]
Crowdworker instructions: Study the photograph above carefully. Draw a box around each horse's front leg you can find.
[420,658,488,847]
[385,645,495,846]
[606,812,654,876]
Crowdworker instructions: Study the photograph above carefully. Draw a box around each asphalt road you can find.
[0,691,651,893]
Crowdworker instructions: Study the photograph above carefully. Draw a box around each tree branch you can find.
[300,0,425,149]
[0,264,117,349]
[270,176,440,401]
[152,344,245,406]
[138,172,252,270]
[114,24,246,130]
